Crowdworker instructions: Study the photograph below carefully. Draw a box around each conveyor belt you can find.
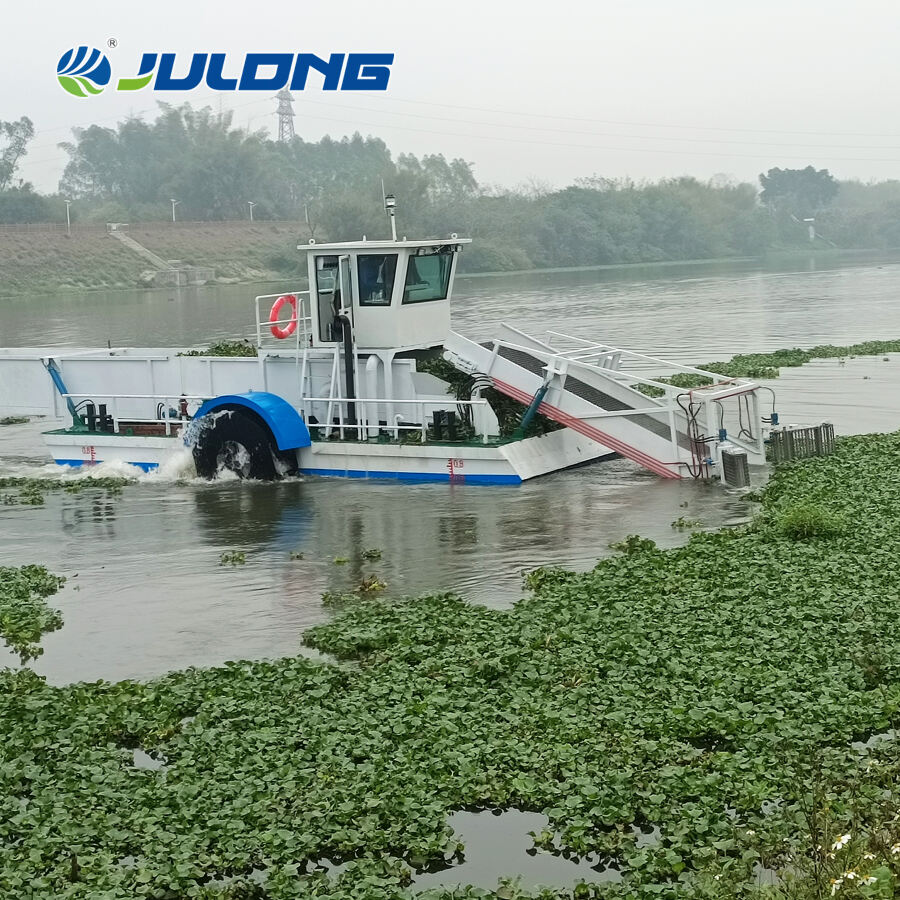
[495,344,688,449]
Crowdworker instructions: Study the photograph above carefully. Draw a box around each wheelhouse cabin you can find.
[301,236,470,352]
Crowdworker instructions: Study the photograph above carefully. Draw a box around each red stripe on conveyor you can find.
[492,377,681,479]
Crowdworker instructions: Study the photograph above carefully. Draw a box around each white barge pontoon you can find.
[0,226,771,485]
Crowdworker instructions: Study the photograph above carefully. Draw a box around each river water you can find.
[3,253,900,684]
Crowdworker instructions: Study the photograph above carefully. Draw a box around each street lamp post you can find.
[64,199,72,235]
[170,198,180,223]
[248,201,256,222]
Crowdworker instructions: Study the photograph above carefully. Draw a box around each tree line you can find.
[3,105,900,271]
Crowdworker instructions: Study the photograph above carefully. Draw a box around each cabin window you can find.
[357,254,398,306]
[316,255,340,341]
[402,251,453,303]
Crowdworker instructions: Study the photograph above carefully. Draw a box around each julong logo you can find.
[57,50,393,97]
[57,47,112,98]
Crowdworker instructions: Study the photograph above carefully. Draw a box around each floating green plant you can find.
[8,434,900,896]
[636,340,900,396]
[774,502,843,540]
[178,339,257,358]
[219,550,247,566]
[608,534,658,554]
[0,475,129,506]
[0,565,65,664]
[670,515,703,529]
[358,575,387,593]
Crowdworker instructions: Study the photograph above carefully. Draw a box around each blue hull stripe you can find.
[300,467,521,485]
[53,460,519,484]
[54,458,159,473]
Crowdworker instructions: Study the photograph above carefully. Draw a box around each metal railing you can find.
[254,291,313,351]
[0,219,310,234]
[543,331,754,400]
[302,395,491,442]
[453,330,768,469]
[769,423,835,463]
[538,335,767,464]
[62,393,208,437]
[61,389,490,446]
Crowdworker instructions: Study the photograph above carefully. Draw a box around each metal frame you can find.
[61,393,208,437]
[458,330,768,472]
[254,290,312,351]
[302,395,491,442]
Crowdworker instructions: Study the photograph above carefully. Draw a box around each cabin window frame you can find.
[401,250,454,304]
[315,254,340,342]
[356,253,399,307]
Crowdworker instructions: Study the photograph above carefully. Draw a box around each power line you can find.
[22,89,900,152]
[287,103,900,164]
[293,95,900,151]
[20,92,900,183]
[340,93,900,140]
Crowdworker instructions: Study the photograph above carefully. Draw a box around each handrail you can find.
[61,389,486,444]
[62,393,208,400]
[301,396,489,406]
[305,420,474,441]
[255,316,314,330]
[254,290,311,299]
[485,336,754,399]
[545,331,751,383]
[484,337,680,397]
[304,395,489,442]
[61,392,208,438]
[254,290,312,350]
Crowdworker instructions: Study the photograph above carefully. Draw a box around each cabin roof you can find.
[297,237,471,252]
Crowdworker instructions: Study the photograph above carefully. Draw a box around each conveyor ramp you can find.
[444,326,766,479]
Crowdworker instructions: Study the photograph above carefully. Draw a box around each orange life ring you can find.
[269,294,297,339]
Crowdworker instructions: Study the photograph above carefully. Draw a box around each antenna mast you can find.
[383,188,398,241]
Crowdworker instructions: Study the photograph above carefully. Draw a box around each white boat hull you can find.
[43,430,182,473]
[43,427,613,483]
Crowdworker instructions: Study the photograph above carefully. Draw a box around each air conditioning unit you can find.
[720,445,750,488]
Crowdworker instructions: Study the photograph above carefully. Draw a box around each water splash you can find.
[0,448,198,485]
[145,447,197,482]
[0,457,141,482]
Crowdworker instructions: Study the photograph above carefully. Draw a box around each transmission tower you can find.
[276,89,295,142]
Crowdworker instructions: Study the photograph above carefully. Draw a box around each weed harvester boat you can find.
[0,212,774,485]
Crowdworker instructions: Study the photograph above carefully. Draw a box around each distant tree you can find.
[38,101,900,265]
[759,166,839,217]
[514,176,555,198]
[0,184,50,223]
[0,116,34,190]
[573,175,624,192]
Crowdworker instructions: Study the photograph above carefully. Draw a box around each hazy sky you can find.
[4,0,900,193]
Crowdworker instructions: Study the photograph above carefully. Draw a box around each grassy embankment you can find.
[0,223,306,297]
[6,430,900,897]
[3,223,897,298]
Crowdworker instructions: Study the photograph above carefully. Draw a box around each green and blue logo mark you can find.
[57,49,393,97]
[57,47,112,98]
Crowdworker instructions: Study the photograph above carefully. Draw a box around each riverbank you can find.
[0,222,305,297]
[5,432,900,898]
[2,220,899,298]
[458,246,900,282]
